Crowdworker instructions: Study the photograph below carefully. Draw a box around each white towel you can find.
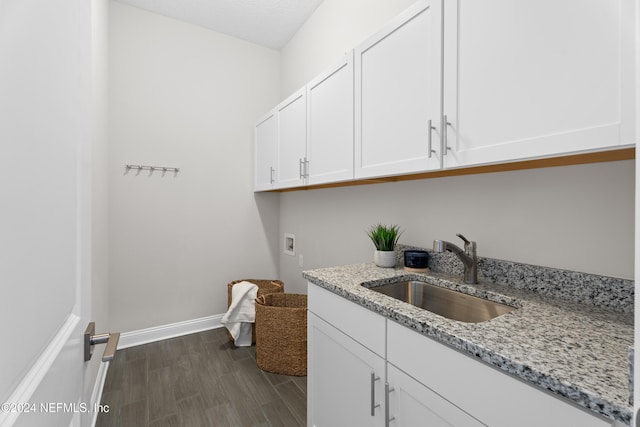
[221,281,259,347]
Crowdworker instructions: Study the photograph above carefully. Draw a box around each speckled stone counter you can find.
[302,258,634,424]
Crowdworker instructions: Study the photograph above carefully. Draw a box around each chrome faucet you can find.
[433,234,478,284]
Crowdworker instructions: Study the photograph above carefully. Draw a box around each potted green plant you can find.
[367,224,402,268]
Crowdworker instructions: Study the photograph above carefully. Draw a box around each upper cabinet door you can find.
[307,52,355,186]
[276,88,307,188]
[355,0,443,179]
[443,0,636,169]
[254,111,277,192]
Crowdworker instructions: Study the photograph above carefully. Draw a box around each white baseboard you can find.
[117,314,225,349]
[89,361,109,427]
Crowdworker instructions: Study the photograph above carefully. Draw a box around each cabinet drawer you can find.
[387,320,611,427]
[308,282,385,357]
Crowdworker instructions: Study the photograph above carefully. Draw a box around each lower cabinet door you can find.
[387,364,486,427]
[308,312,385,427]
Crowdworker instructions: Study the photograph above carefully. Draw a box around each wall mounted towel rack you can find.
[125,164,180,173]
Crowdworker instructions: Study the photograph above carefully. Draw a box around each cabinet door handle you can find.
[428,119,437,158]
[269,167,275,184]
[370,371,381,416]
[442,114,452,156]
[299,158,304,179]
[385,383,395,426]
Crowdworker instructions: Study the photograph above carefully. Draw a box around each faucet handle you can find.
[456,233,471,245]
[456,233,476,253]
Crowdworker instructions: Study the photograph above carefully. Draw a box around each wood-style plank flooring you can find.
[96,327,306,427]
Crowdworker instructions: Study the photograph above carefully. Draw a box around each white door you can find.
[443,0,636,168]
[355,0,443,179]
[306,52,354,186]
[0,1,94,426]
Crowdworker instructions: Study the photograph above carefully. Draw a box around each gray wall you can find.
[279,161,635,294]
[108,2,281,332]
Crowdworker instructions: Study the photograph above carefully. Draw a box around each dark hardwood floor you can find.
[96,327,306,427]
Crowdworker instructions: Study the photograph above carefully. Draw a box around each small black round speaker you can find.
[404,250,429,269]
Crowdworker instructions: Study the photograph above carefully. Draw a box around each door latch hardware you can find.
[84,322,120,362]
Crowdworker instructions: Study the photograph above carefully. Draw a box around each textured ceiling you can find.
[114,0,324,49]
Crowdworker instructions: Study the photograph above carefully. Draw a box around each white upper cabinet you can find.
[255,0,636,191]
[306,53,355,185]
[254,111,277,191]
[442,0,636,169]
[355,0,443,179]
[276,88,307,188]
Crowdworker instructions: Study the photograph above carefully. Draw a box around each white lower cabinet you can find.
[386,316,613,427]
[308,283,386,427]
[308,282,616,427]
[308,313,385,427]
[387,364,485,427]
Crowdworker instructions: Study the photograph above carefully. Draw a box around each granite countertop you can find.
[302,262,634,425]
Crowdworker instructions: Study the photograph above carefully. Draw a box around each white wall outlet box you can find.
[284,233,295,256]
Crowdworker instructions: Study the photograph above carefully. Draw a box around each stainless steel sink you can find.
[368,281,514,323]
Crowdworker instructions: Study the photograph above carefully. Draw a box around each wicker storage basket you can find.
[255,293,307,376]
[226,279,284,345]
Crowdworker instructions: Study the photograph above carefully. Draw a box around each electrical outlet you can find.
[298,255,304,268]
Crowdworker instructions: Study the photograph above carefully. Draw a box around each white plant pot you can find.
[374,250,396,268]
